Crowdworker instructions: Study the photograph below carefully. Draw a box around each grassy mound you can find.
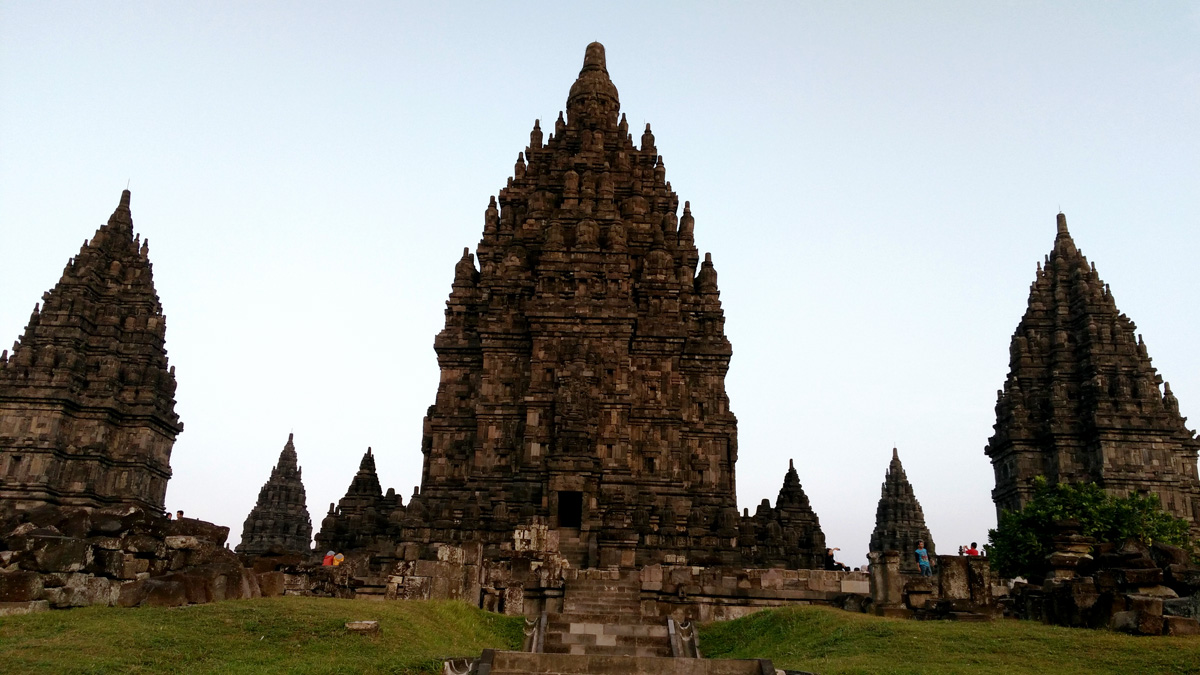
[699,605,1200,674]
[0,597,522,674]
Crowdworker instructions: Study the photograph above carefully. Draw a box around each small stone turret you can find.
[0,190,182,516]
[236,433,313,556]
[869,448,935,573]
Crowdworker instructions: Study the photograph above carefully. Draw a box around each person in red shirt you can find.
[322,550,335,566]
[966,542,981,556]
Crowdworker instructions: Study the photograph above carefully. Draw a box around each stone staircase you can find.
[556,528,590,568]
[542,568,671,657]
[447,567,782,674]
[449,649,776,675]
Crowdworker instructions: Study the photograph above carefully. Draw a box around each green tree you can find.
[986,477,1191,579]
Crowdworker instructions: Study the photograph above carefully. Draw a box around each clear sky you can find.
[2,2,1198,566]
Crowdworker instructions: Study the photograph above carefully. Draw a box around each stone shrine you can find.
[236,433,313,556]
[0,191,182,517]
[316,43,825,570]
[869,448,935,573]
[986,214,1200,531]
[314,447,405,555]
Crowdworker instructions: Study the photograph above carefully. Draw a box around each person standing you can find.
[915,540,933,577]
[966,542,981,556]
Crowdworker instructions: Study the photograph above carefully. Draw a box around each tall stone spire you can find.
[869,448,935,573]
[0,190,182,515]
[986,213,1200,531]
[236,433,313,556]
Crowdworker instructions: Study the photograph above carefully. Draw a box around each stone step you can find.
[476,650,776,674]
[546,621,669,636]
[547,618,657,631]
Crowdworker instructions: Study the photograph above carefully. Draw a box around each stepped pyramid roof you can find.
[869,448,935,572]
[0,190,181,512]
[237,433,313,556]
[986,214,1200,530]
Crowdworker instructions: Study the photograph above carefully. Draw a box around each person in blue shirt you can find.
[915,540,932,577]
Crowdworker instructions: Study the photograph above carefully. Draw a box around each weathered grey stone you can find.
[32,538,92,573]
[1164,594,1200,619]
[0,600,48,616]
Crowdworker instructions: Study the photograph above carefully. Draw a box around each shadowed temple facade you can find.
[315,42,826,570]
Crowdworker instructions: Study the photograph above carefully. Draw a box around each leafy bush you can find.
[986,477,1191,579]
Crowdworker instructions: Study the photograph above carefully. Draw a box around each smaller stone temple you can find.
[313,447,404,555]
[869,448,935,573]
[986,213,1200,533]
[236,433,313,556]
[0,190,182,516]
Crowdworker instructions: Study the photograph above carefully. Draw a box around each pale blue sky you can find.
[2,2,1198,564]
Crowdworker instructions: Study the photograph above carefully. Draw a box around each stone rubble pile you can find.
[1007,521,1200,635]
[0,504,272,613]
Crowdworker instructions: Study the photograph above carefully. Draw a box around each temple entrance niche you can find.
[557,490,583,528]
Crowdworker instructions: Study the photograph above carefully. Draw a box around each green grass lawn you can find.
[5,599,1199,674]
[0,597,522,674]
[699,605,1200,675]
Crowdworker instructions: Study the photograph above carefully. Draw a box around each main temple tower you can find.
[317,43,824,570]
[418,42,741,566]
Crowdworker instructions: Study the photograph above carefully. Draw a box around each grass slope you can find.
[0,597,522,674]
[699,605,1200,675]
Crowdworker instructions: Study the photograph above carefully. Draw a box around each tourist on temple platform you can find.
[176,510,184,520]
[915,540,933,576]
[824,547,849,571]
[966,542,981,556]
[322,550,335,566]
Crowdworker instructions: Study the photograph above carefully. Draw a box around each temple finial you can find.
[583,42,607,72]
[1056,212,1069,237]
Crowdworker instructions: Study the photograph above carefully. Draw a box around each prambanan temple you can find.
[870,448,935,574]
[314,42,826,570]
[237,434,313,557]
[986,214,1200,533]
[1,44,1198,608]
[0,191,182,517]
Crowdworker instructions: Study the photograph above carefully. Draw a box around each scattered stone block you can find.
[1165,616,1200,636]
[0,571,43,602]
[345,620,380,635]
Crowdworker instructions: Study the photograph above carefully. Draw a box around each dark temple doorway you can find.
[557,490,583,528]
